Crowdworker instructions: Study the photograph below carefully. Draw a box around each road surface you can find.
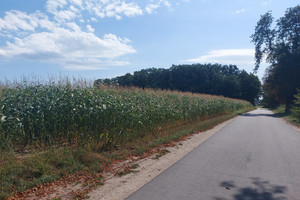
[126,108,300,200]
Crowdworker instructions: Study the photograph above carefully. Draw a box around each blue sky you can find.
[0,0,299,82]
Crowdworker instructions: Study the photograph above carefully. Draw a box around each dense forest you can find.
[95,64,261,105]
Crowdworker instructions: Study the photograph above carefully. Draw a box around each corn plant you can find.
[0,81,252,151]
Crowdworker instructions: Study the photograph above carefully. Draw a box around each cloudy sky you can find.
[0,0,298,81]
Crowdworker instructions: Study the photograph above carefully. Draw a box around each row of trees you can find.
[95,64,261,104]
[251,5,300,112]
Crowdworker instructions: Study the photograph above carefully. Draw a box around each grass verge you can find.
[148,107,253,148]
[0,107,253,200]
[0,148,102,200]
[270,105,300,127]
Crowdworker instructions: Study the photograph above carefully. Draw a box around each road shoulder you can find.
[87,117,236,200]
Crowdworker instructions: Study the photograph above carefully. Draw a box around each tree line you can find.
[95,64,261,105]
[251,5,300,112]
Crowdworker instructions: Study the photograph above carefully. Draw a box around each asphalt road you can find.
[126,108,300,200]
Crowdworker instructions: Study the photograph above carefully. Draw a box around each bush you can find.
[291,89,300,122]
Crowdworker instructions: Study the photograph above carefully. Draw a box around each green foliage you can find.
[291,89,300,121]
[238,71,261,105]
[0,81,253,198]
[251,5,300,111]
[0,193,7,200]
[95,64,261,104]
[135,146,147,155]
[0,82,252,151]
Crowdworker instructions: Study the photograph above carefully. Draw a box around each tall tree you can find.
[251,5,300,111]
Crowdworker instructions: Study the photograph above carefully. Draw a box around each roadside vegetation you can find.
[269,90,300,127]
[252,5,300,113]
[291,90,300,123]
[0,80,251,151]
[253,5,300,125]
[0,79,253,199]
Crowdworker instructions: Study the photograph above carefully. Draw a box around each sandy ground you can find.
[87,118,235,200]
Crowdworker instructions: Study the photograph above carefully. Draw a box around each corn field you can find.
[0,81,252,150]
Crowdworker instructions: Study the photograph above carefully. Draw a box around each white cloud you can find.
[185,49,255,66]
[90,17,97,22]
[145,0,172,14]
[46,0,80,23]
[66,22,81,32]
[1,29,136,70]
[184,48,269,79]
[85,0,143,20]
[86,24,94,32]
[145,4,160,14]
[163,1,171,8]
[69,0,83,7]
[0,0,180,71]
[46,0,68,14]
[0,9,136,70]
[45,0,143,22]
[116,2,143,17]
[0,10,42,32]
[235,8,246,14]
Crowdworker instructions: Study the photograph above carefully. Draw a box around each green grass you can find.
[271,105,300,126]
[149,107,253,148]
[0,147,100,199]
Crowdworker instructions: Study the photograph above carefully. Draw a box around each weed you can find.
[0,147,98,198]
[135,146,146,155]
[117,166,139,177]
[154,149,170,159]
[0,193,7,200]
[129,164,139,169]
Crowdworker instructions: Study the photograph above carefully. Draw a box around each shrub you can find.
[291,89,300,122]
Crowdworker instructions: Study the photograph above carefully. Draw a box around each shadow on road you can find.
[241,113,287,118]
[214,177,288,200]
